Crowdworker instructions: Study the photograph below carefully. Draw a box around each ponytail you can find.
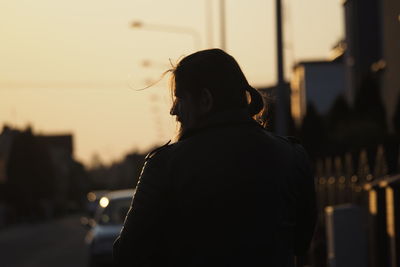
[245,85,264,117]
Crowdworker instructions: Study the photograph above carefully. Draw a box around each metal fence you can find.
[312,144,400,267]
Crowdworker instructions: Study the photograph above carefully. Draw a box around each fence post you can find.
[365,180,391,267]
[374,145,388,179]
[325,204,368,267]
[358,149,372,184]
[334,156,346,204]
[344,153,354,203]
[383,175,400,267]
[325,157,336,205]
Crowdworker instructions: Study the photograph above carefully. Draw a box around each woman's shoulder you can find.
[144,140,175,161]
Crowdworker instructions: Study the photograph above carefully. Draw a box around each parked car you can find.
[85,190,109,218]
[84,189,134,267]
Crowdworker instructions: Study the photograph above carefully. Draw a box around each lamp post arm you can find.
[132,22,201,50]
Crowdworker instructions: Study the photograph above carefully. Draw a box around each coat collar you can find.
[178,108,263,141]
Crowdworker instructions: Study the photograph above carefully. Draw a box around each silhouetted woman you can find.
[113,49,316,267]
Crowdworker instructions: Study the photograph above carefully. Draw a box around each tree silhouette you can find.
[300,103,327,158]
[353,73,387,135]
[326,94,354,153]
[6,128,55,222]
[328,94,351,128]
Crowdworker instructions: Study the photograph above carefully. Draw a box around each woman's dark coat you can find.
[113,110,316,267]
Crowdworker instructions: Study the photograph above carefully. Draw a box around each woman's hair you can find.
[171,49,264,117]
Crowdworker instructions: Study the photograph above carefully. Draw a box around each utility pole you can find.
[275,0,289,136]
[220,0,226,51]
[205,0,214,48]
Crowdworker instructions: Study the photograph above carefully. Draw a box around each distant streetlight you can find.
[141,60,170,69]
[131,21,201,50]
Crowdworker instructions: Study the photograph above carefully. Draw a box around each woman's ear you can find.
[200,88,213,114]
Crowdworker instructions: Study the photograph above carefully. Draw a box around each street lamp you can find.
[131,20,201,50]
[141,59,170,69]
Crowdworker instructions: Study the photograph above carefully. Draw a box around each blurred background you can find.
[0,0,399,266]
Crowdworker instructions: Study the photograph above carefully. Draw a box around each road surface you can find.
[0,215,89,267]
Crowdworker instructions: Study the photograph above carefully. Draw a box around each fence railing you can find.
[312,144,400,267]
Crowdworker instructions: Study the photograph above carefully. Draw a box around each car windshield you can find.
[98,197,131,225]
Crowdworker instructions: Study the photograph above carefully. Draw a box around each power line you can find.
[0,81,134,90]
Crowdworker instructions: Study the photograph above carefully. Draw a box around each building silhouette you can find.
[343,0,400,132]
[291,60,346,127]
[0,126,88,224]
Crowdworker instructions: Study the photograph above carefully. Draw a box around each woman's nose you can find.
[170,107,175,116]
[170,100,178,115]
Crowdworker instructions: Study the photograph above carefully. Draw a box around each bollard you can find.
[382,175,400,267]
[363,180,391,267]
[325,204,368,267]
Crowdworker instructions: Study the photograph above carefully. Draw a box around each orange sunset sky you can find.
[0,0,343,165]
